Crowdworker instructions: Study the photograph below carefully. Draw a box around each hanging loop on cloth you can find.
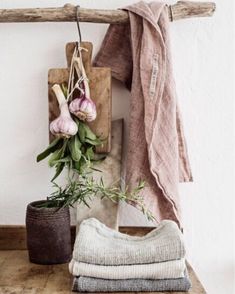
[76,5,82,43]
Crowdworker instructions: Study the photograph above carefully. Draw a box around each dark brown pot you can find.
[26,200,72,265]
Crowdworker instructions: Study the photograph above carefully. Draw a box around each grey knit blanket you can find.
[71,218,185,266]
[72,271,191,292]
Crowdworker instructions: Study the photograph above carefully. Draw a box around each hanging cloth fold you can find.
[94,1,193,226]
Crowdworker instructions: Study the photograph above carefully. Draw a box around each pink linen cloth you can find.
[94,1,193,226]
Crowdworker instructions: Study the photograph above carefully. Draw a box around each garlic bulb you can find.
[69,94,97,122]
[50,84,78,138]
[69,57,97,122]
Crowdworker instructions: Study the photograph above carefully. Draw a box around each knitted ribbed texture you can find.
[26,201,71,264]
[71,218,185,266]
[72,271,191,292]
[69,259,186,280]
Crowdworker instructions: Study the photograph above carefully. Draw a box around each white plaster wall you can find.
[0,1,234,293]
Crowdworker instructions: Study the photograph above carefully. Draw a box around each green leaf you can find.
[83,124,97,140]
[51,163,65,182]
[37,137,62,162]
[61,83,68,98]
[85,138,102,146]
[82,198,91,208]
[48,149,63,167]
[74,160,81,172]
[52,156,71,164]
[77,157,88,173]
[68,136,82,162]
[77,122,86,143]
[90,167,102,172]
[85,146,94,160]
[48,140,67,167]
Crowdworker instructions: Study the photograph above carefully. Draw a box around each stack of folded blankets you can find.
[69,218,191,292]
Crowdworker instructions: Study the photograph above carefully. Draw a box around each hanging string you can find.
[67,6,89,102]
[67,6,82,101]
[76,5,82,44]
[67,47,88,101]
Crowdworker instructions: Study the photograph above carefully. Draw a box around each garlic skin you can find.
[50,84,78,138]
[69,95,97,122]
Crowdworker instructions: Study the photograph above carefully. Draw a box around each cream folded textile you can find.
[72,218,185,266]
[69,258,186,280]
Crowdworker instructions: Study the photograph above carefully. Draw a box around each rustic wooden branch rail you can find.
[0,1,216,24]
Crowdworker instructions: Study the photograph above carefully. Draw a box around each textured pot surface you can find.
[26,200,71,265]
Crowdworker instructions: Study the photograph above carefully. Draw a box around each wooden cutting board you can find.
[48,41,111,153]
[76,119,123,231]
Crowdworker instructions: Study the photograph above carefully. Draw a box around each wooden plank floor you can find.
[0,250,206,294]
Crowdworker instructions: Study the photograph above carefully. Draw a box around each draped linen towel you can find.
[69,259,186,280]
[94,1,193,226]
[70,218,185,266]
[72,271,191,292]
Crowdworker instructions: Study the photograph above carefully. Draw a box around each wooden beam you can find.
[0,1,216,24]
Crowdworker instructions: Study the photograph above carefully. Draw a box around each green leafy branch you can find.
[37,120,102,181]
[37,176,155,221]
[36,87,154,221]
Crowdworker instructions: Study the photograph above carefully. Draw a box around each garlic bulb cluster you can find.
[50,84,78,138]
[50,48,97,139]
